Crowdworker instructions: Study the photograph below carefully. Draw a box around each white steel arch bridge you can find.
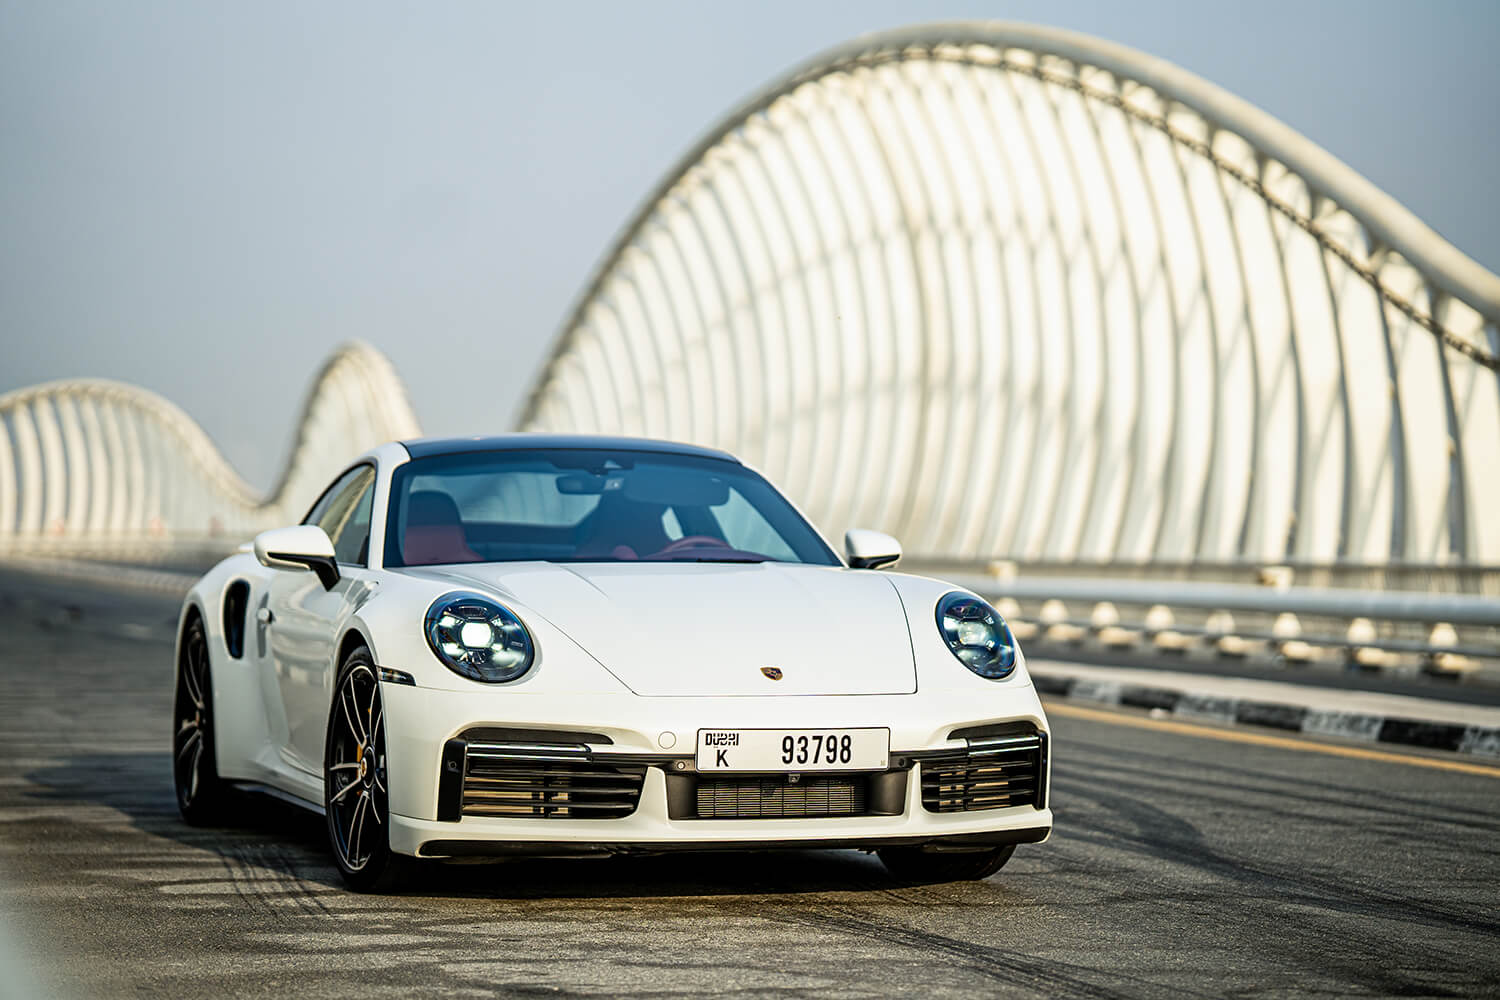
[519,23,1500,577]
[0,342,418,561]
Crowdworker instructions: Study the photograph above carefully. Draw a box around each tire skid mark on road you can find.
[1051,778,1500,960]
[775,898,1171,1000]
[1023,834,1486,998]
[1041,738,1500,994]
[1049,759,1490,873]
[214,842,336,918]
[1052,757,1499,900]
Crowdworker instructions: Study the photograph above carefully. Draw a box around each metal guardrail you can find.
[943,573,1500,629]
[922,562,1500,678]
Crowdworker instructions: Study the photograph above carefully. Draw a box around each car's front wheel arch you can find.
[324,643,412,892]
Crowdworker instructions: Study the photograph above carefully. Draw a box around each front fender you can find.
[882,571,1039,698]
[347,571,634,696]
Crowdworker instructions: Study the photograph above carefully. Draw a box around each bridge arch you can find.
[518,22,1500,567]
[0,341,419,559]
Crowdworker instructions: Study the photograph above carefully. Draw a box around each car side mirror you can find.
[254,525,340,590]
[844,529,902,570]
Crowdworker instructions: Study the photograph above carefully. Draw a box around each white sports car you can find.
[173,435,1053,890]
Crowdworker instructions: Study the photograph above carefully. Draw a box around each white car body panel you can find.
[173,435,1053,860]
[406,561,917,697]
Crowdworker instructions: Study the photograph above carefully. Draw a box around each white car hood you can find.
[413,562,916,697]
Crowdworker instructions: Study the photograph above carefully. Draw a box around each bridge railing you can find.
[910,559,1500,680]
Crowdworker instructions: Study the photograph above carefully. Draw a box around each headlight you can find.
[424,592,535,683]
[936,592,1017,679]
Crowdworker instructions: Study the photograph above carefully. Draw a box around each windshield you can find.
[383,449,840,568]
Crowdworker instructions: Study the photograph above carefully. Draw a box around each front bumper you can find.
[380,681,1053,858]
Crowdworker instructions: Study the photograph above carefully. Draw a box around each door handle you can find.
[257,607,274,626]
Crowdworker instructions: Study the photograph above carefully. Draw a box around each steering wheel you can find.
[650,535,731,557]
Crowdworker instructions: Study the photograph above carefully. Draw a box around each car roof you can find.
[398,433,742,463]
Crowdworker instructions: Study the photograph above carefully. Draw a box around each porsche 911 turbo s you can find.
[172,435,1052,890]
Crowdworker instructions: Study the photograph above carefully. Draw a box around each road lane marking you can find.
[1047,702,1500,777]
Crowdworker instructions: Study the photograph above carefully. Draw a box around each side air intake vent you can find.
[920,733,1045,813]
[222,580,250,659]
[457,742,645,819]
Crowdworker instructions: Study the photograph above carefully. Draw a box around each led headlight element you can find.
[936,592,1017,679]
[424,592,535,683]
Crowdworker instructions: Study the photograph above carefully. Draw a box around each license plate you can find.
[695,728,890,772]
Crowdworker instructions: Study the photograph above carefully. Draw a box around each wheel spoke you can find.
[188,638,209,699]
[187,741,202,799]
[330,778,359,804]
[349,793,367,861]
[328,762,360,773]
[175,717,197,740]
[175,728,201,765]
[367,793,382,826]
[340,687,366,743]
[181,660,204,711]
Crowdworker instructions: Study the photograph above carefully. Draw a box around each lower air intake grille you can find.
[462,759,646,819]
[695,776,867,818]
[920,734,1045,813]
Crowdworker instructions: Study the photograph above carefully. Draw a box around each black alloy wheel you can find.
[877,844,1016,883]
[325,646,409,891]
[173,615,227,824]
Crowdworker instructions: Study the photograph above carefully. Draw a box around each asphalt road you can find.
[1,569,1498,998]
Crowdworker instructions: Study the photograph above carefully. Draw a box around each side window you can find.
[309,466,377,566]
[303,466,364,527]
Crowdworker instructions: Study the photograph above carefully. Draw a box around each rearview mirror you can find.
[622,469,730,507]
[254,525,340,590]
[555,473,606,495]
[845,529,901,570]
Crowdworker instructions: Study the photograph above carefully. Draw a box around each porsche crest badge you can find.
[760,666,783,681]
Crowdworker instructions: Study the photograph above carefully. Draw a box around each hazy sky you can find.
[2,1,1497,490]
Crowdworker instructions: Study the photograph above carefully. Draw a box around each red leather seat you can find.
[402,490,481,565]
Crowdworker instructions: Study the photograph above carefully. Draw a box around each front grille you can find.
[462,758,646,819]
[920,734,1045,813]
[695,776,867,818]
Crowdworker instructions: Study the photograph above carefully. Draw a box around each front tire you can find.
[173,615,229,824]
[325,646,409,892]
[878,844,1016,883]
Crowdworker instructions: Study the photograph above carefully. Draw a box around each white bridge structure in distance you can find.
[515,22,1500,665]
[0,342,418,562]
[520,22,1500,575]
[1,22,1497,665]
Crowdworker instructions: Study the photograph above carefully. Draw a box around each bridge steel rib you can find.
[0,342,419,560]
[515,22,1500,569]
